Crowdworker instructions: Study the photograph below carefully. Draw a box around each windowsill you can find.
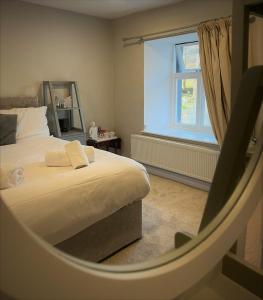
[142,127,219,150]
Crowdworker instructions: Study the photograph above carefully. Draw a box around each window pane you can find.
[204,98,211,127]
[176,78,197,125]
[176,44,200,72]
[183,44,200,70]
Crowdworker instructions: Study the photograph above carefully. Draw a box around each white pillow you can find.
[0,106,50,141]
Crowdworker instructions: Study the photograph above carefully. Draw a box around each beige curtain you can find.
[197,17,232,145]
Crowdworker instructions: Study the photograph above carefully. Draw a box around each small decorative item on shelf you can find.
[54,95,72,109]
[55,95,61,108]
[98,126,106,138]
[64,96,72,108]
[102,131,116,138]
[96,127,116,139]
[89,121,98,139]
[109,131,116,138]
[55,95,65,108]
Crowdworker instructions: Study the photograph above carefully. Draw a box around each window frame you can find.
[170,41,213,135]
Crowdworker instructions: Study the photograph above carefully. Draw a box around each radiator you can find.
[131,134,219,183]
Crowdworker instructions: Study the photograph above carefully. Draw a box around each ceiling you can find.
[22,0,185,19]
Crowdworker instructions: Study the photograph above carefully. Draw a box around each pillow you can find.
[0,106,50,141]
[0,114,17,146]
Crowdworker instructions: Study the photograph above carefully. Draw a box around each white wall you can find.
[112,0,232,156]
[0,0,115,130]
[144,38,172,131]
[0,0,233,153]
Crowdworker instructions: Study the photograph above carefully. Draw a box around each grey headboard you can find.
[0,97,40,109]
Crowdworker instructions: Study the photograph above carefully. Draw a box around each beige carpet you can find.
[103,175,208,265]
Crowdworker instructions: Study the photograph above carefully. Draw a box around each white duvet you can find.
[0,137,150,244]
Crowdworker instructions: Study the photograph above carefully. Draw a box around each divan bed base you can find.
[55,200,142,262]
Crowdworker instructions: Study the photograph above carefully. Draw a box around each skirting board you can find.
[144,164,211,191]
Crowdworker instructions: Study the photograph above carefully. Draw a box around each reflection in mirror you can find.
[0,0,262,281]
[1,77,262,272]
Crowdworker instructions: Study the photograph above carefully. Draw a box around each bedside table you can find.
[87,137,121,154]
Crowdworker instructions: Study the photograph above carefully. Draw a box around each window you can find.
[172,42,211,133]
[144,33,216,144]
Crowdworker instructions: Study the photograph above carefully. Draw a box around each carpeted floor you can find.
[103,175,208,265]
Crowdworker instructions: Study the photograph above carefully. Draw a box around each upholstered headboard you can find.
[0,96,40,109]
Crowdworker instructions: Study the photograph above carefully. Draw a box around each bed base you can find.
[55,200,142,262]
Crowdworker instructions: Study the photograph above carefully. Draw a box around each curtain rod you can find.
[123,29,196,47]
[122,22,199,42]
[122,15,255,46]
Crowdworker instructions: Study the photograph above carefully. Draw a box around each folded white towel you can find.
[45,151,71,167]
[45,146,95,167]
[85,146,95,163]
[0,165,24,189]
[64,140,89,169]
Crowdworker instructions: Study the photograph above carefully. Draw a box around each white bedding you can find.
[0,137,150,244]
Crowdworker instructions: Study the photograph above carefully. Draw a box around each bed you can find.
[0,96,150,262]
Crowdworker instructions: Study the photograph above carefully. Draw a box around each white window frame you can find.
[170,41,213,135]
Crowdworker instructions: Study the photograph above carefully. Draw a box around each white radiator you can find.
[131,134,219,183]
